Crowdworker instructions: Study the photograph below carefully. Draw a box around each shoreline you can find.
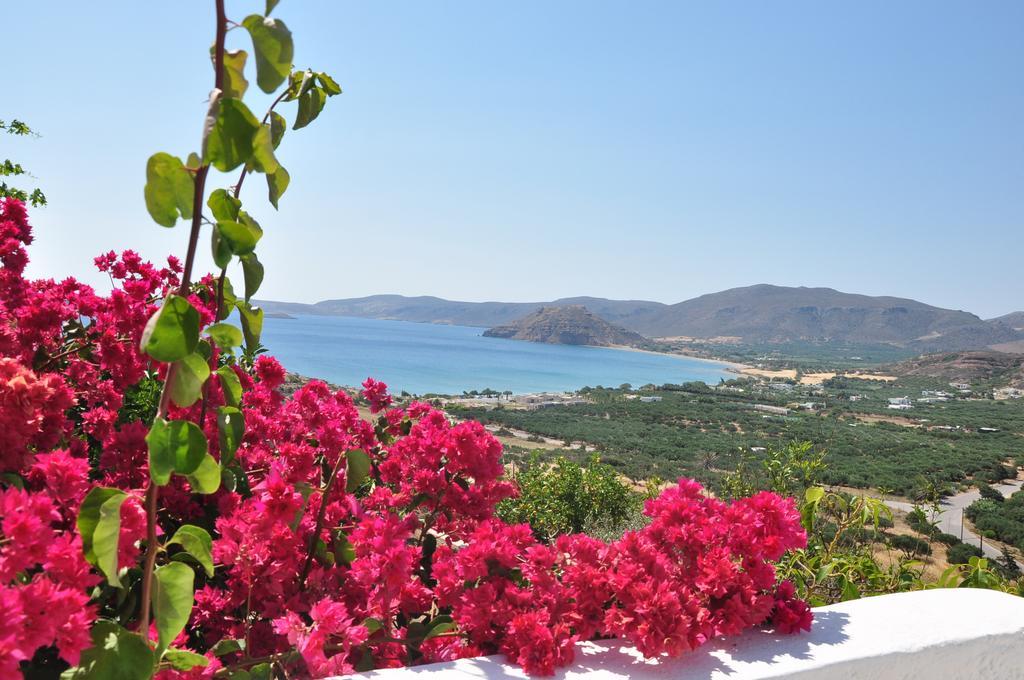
[600,343,747,372]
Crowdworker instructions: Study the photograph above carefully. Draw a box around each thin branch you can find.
[298,451,347,590]
[139,0,227,640]
[198,268,229,429]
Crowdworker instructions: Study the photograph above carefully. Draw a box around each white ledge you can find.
[348,589,1024,679]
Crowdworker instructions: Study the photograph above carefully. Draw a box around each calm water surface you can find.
[260,315,734,395]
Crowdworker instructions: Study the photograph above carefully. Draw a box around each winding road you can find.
[883,479,1023,565]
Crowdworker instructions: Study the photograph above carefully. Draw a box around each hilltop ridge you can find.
[257,285,1023,353]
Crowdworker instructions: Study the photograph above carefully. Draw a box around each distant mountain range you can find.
[257,294,665,329]
[257,285,1024,353]
[483,306,648,347]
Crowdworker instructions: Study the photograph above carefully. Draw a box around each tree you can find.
[498,455,641,541]
[947,542,984,565]
[1,119,47,207]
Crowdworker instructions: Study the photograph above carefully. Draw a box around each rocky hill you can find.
[482,306,648,347]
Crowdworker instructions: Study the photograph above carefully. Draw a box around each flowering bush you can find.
[1,3,810,677]
[0,196,810,677]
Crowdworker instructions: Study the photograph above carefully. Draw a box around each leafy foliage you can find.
[722,442,1019,606]
[453,381,1024,495]
[498,455,642,541]
[0,119,47,207]
[966,491,1024,552]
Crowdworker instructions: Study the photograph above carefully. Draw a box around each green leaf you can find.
[207,322,243,349]
[211,228,233,270]
[294,87,326,130]
[170,353,211,408]
[210,638,246,657]
[239,209,263,234]
[346,450,372,493]
[153,562,194,654]
[805,486,825,503]
[219,279,239,320]
[221,466,238,492]
[333,532,356,565]
[269,111,286,149]
[146,418,208,485]
[163,649,209,671]
[195,338,213,361]
[249,664,273,680]
[205,98,260,172]
[249,125,280,174]
[186,152,202,170]
[287,70,316,99]
[217,366,243,408]
[218,48,249,99]
[218,406,245,463]
[60,621,155,680]
[1,472,24,490]
[187,454,221,494]
[208,188,241,222]
[141,295,200,363]
[317,72,342,96]
[243,15,294,93]
[840,578,861,602]
[144,153,194,228]
[215,220,261,256]
[78,488,128,588]
[423,618,456,641]
[237,303,264,348]
[240,253,264,300]
[265,0,280,15]
[167,525,215,578]
[266,165,290,209]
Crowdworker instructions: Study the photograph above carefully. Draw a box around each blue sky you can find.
[8,1,1023,317]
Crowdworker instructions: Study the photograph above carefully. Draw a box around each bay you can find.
[260,315,734,395]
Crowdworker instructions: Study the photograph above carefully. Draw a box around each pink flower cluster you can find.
[0,198,811,678]
[0,486,97,675]
[432,482,810,675]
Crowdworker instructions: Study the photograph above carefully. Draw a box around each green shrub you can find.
[905,506,942,537]
[499,455,641,541]
[888,533,932,556]
[977,482,1005,503]
[947,542,984,565]
[935,532,961,546]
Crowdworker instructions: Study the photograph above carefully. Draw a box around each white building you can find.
[888,396,913,410]
[922,390,952,398]
[754,404,790,416]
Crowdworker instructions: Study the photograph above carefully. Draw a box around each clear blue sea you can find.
[260,315,734,395]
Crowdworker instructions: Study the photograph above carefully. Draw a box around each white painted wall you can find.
[347,589,1024,680]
